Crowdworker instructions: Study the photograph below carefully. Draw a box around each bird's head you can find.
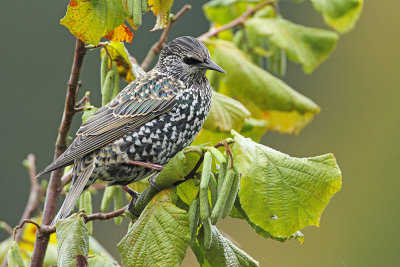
[157,36,225,80]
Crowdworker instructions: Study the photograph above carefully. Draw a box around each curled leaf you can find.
[101,42,136,82]
[105,23,134,43]
[149,0,174,31]
[311,0,363,33]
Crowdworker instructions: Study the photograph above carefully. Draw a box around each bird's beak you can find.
[204,59,226,74]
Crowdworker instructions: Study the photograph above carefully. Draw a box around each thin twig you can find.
[85,42,109,50]
[1,154,43,267]
[12,207,127,240]
[84,207,126,223]
[13,219,56,237]
[75,93,90,109]
[103,46,113,70]
[198,1,274,41]
[30,38,87,267]
[177,139,235,187]
[60,169,73,188]
[13,220,40,240]
[141,4,192,70]
[17,154,43,233]
[129,56,147,78]
[0,222,13,235]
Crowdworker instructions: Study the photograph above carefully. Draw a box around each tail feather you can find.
[36,160,73,178]
[52,158,95,225]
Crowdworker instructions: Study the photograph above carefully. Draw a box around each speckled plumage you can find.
[92,72,211,186]
[37,36,225,223]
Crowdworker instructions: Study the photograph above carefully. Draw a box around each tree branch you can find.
[140,4,192,71]
[11,207,127,240]
[173,139,235,187]
[1,154,43,267]
[16,155,43,239]
[61,169,73,188]
[83,207,126,223]
[30,38,87,267]
[197,1,274,41]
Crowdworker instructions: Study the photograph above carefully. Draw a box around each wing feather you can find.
[37,73,185,177]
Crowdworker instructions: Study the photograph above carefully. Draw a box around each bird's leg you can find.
[123,185,139,198]
[126,161,164,190]
[126,160,164,171]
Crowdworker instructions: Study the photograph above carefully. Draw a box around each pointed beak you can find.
[204,59,226,74]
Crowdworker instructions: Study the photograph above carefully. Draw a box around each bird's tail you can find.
[52,157,95,225]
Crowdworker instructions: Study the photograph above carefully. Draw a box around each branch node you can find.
[141,4,192,70]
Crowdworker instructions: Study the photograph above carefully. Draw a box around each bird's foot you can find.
[124,186,140,217]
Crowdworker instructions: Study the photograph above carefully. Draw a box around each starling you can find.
[37,36,225,223]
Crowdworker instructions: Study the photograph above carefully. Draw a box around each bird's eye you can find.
[183,57,202,65]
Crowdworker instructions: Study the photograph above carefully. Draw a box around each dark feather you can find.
[37,72,185,177]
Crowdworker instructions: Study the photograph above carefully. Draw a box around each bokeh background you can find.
[1,0,399,266]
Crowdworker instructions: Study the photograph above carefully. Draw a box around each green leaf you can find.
[82,106,99,123]
[155,148,201,189]
[88,254,119,266]
[233,199,305,243]
[231,131,342,238]
[177,179,200,205]
[60,0,126,45]
[246,17,338,73]
[89,236,118,263]
[240,118,268,142]
[7,241,26,267]
[192,128,231,147]
[203,91,251,132]
[118,189,190,267]
[203,0,258,25]
[191,243,211,267]
[78,191,93,235]
[56,213,89,267]
[209,39,320,134]
[311,0,363,33]
[197,225,259,267]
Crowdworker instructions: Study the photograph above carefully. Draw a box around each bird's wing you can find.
[37,73,185,176]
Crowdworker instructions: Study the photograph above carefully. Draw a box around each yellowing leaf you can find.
[149,0,174,31]
[209,40,320,134]
[88,254,118,266]
[246,17,338,73]
[192,128,231,147]
[232,131,342,238]
[101,42,135,82]
[105,23,134,43]
[261,110,317,135]
[311,0,363,33]
[60,0,126,45]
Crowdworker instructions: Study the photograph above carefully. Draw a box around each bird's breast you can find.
[92,85,212,185]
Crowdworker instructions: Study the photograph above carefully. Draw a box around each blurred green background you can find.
[1,0,399,266]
